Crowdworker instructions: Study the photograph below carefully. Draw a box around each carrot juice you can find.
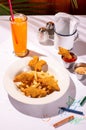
[10,13,28,57]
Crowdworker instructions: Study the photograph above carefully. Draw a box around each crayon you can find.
[59,107,84,116]
[53,115,74,128]
[80,96,86,106]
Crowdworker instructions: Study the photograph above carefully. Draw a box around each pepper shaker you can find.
[38,27,49,44]
[46,21,55,39]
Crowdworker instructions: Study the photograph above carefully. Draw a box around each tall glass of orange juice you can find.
[10,13,28,57]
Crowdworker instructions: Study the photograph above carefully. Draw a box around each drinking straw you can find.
[59,107,84,116]
[8,0,14,21]
[53,115,74,128]
[8,0,18,44]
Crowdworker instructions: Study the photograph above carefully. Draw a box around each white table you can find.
[0,15,86,130]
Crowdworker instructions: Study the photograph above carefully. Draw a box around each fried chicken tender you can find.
[13,72,34,85]
[37,76,60,92]
[58,47,72,59]
[35,60,46,71]
[28,56,47,71]
[22,87,47,98]
[28,56,39,70]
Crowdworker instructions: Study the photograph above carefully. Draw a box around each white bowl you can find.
[4,57,70,117]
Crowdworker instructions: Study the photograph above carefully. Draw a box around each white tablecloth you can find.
[0,15,86,130]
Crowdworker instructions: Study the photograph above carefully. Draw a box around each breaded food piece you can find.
[58,47,72,59]
[13,72,34,85]
[28,56,39,70]
[35,60,47,71]
[23,87,47,98]
[28,56,47,71]
[37,76,60,92]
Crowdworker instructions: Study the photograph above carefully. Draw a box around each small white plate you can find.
[4,56,70,105]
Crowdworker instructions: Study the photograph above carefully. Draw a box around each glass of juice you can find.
[10,13,28,57]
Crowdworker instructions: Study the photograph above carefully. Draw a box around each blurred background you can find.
[0,0,86,15]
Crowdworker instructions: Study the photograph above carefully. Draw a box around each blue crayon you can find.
[59,107,84,116]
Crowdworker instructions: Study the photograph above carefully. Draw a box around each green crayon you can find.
[80,96,86,106]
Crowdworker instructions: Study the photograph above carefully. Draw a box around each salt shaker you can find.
[38,27,49,44]
[46,21,55,39]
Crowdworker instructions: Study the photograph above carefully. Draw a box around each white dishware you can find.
[3,56,71,118]
[54,12,79,50]
[4,56,70,105]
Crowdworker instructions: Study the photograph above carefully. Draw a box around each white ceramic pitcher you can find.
[54,12,79,50]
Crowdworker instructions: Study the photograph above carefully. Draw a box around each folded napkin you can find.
[54,12,79,35]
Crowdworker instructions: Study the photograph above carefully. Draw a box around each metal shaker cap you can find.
[46,21,55,30]
[39,27,47,33]
[38,27,49,43]
[46,21,55,39]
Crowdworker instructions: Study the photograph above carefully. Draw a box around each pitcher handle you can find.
[74,30,79,41]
